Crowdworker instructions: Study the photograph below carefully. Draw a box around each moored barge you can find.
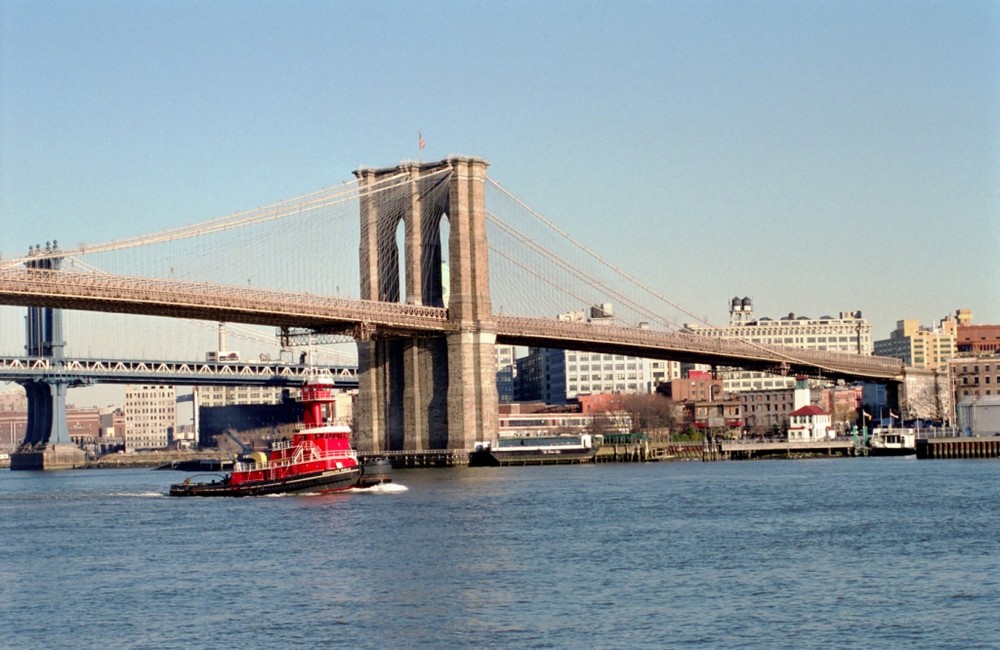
[469,434,600,466]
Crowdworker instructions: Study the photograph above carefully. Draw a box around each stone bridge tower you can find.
[354,157,498,452]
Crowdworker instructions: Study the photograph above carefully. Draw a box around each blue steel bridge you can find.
[0,355,357,388]
[0,156,909,465]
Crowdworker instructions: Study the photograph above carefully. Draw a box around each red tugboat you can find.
[169,377,390,497]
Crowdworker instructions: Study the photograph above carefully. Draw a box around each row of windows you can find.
[568,383,642,393]
[726,380,795,389]
[566,353,641,362]
[742,337,863,346]
[744,394,792,402]
[567,363,639,372]
[502,417,592,427]
[704,323,868,334]
[566,374,634,382]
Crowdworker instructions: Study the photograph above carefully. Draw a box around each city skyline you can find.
[1,1,997,354]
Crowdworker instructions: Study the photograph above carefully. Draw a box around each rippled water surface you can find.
[1,458,998,649]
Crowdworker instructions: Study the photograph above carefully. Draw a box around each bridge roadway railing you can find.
[495,315,903,381]
[0,268,448,333]
[0,355,359,387]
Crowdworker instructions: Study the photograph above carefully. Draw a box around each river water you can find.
[1,457,998,649]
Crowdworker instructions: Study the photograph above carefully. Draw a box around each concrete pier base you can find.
[10,443,86,470]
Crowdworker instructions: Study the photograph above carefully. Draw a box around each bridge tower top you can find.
[25,242,65,360]
[354,156,493,328]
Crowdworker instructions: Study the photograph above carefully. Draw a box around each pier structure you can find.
[702,439,857,461]
[916,437,1000,459]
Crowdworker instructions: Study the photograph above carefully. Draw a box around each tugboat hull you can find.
[170,467,360,497]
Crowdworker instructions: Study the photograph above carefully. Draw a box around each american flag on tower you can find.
[419,130,425,149]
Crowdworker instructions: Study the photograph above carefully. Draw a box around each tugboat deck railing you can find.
[232,444,358,473]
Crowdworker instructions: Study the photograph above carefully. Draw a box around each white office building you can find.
[518,305,681,403]
[684,297,873,394]
[123,385,176,451]
[195,384,289,408]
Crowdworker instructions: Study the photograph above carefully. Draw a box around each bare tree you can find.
[617,393,678,443]
[903,371,949,422]
[587,409,626,438]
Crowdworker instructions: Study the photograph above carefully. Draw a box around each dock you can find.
[361,441,861,466]
[94,436,992,472]
[594,442,702,462]
[705,439,858,461]
[916,436,1000,459]
[359,449,469,468]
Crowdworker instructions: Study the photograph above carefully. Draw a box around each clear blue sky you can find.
[2,0,998,339]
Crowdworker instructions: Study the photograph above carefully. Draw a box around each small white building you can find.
[787,376,834,441]
[787,404,835,441]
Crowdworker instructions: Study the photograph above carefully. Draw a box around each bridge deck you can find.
[0,268,904,382]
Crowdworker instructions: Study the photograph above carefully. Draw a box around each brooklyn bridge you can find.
[0,156,909,467]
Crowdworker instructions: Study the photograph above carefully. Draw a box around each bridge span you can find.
[0,267,903,382]
[0,267,445,336]
[495,315,903,382]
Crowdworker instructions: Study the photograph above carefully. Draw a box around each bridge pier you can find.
[14,379,83,470]
[10,243,85,470]
[355,157,498,453]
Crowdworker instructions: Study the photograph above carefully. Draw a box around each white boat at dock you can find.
[868,428,916,456]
